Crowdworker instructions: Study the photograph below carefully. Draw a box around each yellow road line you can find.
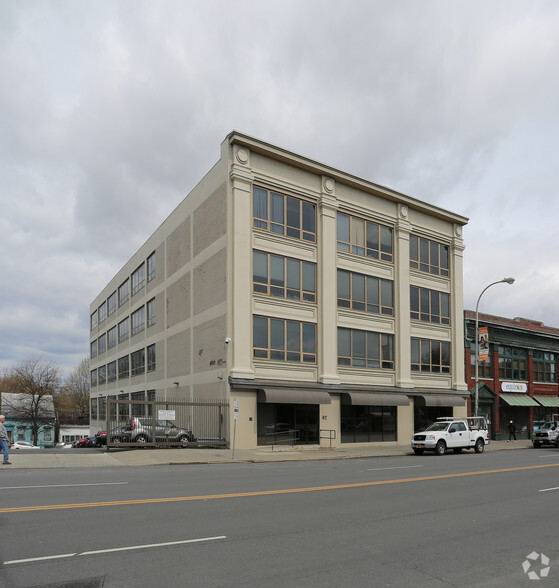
[2,463,558,514]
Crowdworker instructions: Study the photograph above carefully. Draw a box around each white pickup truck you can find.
[411,417,490,455]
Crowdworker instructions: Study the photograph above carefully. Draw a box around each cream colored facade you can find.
[89,131,468,449]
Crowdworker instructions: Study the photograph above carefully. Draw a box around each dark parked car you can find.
[95,426,128,446]
[121,417,195,447]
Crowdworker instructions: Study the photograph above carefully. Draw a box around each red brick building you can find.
[465,312,559,440]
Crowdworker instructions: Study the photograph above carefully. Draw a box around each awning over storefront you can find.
[500,393,539,407]
[533,395,559,407]
[257,388,331,405]
[418,394,466,407]
[342,392,410,406]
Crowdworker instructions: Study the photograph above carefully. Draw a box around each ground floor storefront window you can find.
[341,405,397,443]
[499,404,530,440]
[413,404,452,432]
[257,403,319,446]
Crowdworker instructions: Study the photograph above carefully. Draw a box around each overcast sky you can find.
[2,0,558,377]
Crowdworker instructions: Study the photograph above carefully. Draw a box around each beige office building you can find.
[89,131,468,449]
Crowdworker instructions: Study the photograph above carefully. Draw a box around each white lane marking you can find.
[0,482,129,490]
[4,553,76,565]
[539,486,559,492]
[81,535,227,556]
[366,465,424,472]
[3,536,226,566]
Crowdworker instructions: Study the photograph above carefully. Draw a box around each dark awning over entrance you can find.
[257,388,331,405]
[342,392,410,406]
[418,394,466,407]
[500,393,539,407]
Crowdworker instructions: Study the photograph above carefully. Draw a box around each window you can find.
[118,356,129,379]
[131,349,145,376]
[90,310,98,330]
[99,397,106,421]
[533,351,557,383]
[341,404,397,443]
[337,213,393,262]
[107,326,117,349]
[91,398,98,419]
[131,307,145,336]
[131,263,146,296]
[147,344,156,372]
[98,365,106,385]
[107,291,117,316]
[253,186,316,242]
[131,391,145,416]
[147,298,156,327]
[409,235,449,277]
[470,342,492,378]
[119,279,130,306]
[411,338,451,373]
[253,251,316,302]
[253,316,316,363]
[90,340,97,359]
[90,369,98,387]
[498,346,527,380]
[118,318,129,343]
[410,286,450,325]
[98,301,107,324]
[337,270,393,315]
[107,360,117,382]
[337,328,394,369]
[147,252,156,282]
[98,333,107,355]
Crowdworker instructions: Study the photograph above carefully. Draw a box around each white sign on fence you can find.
[158,410,176,421]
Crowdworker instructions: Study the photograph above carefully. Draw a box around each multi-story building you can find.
[89,131,468,449]
[465,312,559,439]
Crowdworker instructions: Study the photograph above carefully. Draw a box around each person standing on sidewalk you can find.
[0,415,11,464]
[508,420,517,442]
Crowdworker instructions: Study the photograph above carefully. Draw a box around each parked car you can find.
[532,421,559,447]
[121,417,195,447]
[95,426,128,446]
[11,441,41,449]
[72,437,90,448]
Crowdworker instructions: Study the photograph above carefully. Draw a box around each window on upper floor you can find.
[337,270,393,316]
[118,318,129,343]
[337,213,393,263]
[98,365,106,385]
[147,252,156,282]
[411,338,451,374]
[498,346,527,380]
[253,316,316,363]
[410,286,450,325]
[90,340,97,359]
[253,251,316,303]
[119,279,130,306]
[107,361,117,382]
[91,397,98,419]
[90,310,98,331]
[253,186,316,242]
[107,326,117,350]
[147,344,156,372]
[118,355,129,379]
[131,349,145,376]
[338,328,394,369]
[131,263,146,296]
[409,235,449,277]
[470,342,492,378]
[131,307,145,336]
[90,369,98,387]
[108,291,117,316]
[147,298,156,327]
[98,301,107,324]
[533,351,557,383]
[98,333,107,355]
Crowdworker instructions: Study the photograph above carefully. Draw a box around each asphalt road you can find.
[1,448,558,587]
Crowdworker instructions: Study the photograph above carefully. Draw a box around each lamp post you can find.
[474,277,515,416]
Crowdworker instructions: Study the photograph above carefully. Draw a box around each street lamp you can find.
[474,277,515,416]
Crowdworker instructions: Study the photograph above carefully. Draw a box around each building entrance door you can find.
[294,405,319,445]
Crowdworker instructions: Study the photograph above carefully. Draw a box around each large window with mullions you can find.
[253,186,316,242]
[253,316,316,363]
[338,328,394,369]
[337,213,393,262]
[337,270,393,315]
[253,251,316,303]
[409,235,449,277]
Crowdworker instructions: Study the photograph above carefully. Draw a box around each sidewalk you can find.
[1,439,534,469]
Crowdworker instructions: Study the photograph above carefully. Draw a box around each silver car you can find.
[123,417,195,447]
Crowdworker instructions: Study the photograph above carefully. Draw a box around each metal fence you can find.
[105,398,229,449]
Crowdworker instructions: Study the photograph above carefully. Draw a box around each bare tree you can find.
[2,358,60,445]
[58,357,90,416]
